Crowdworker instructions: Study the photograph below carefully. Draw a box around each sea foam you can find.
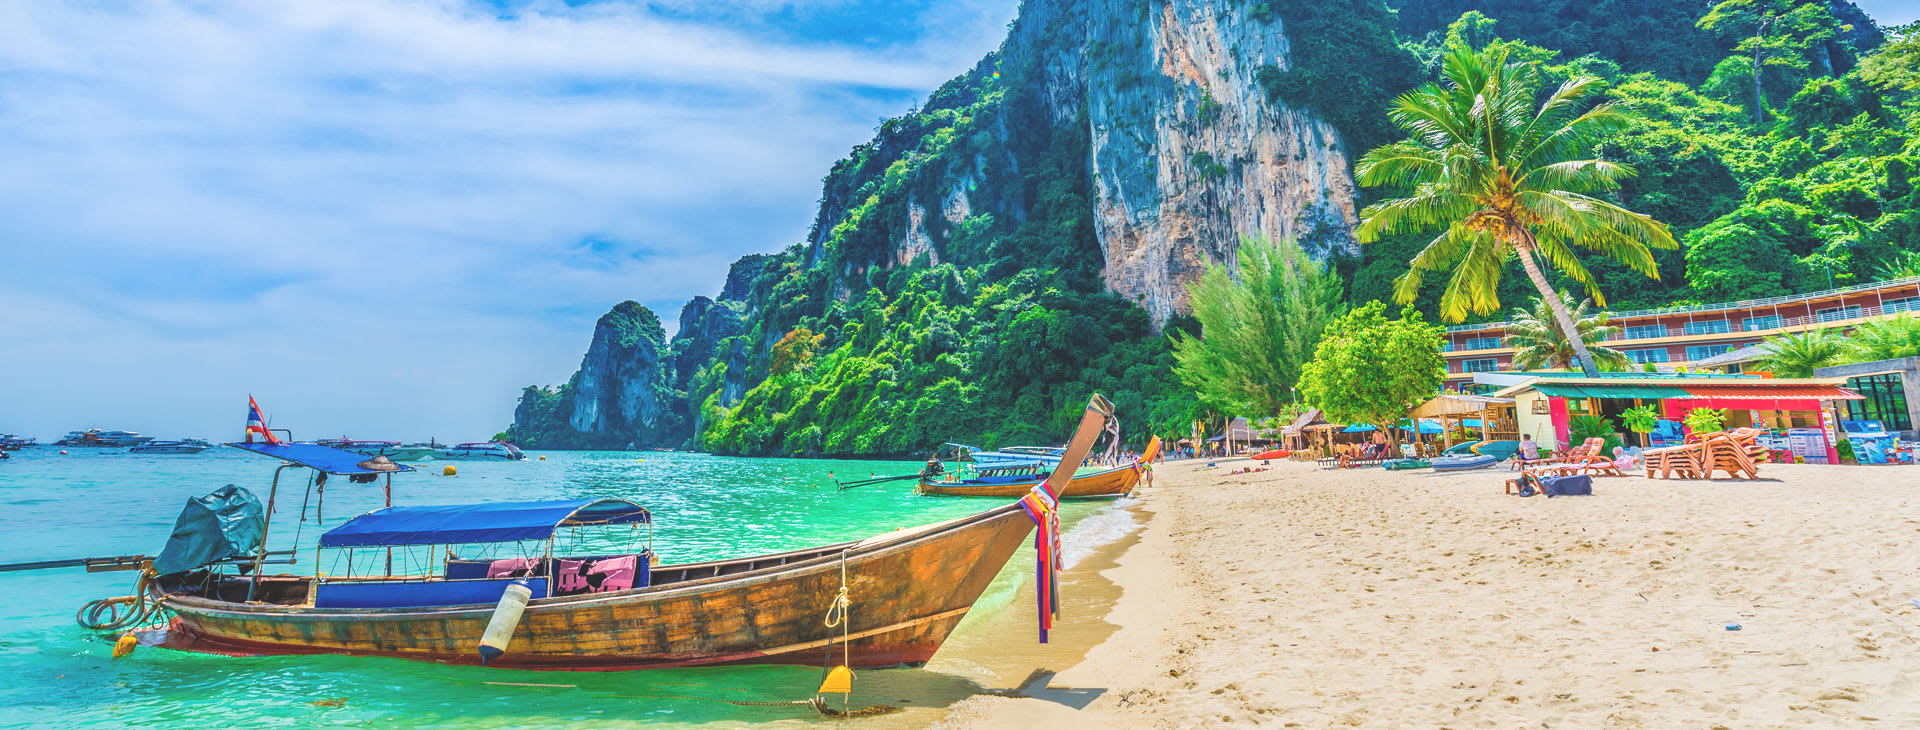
[1059,496,1142,570]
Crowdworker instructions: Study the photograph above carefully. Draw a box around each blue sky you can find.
[2,0,1913,443]
[0,0,1020,442]
[1858,0,1919,25]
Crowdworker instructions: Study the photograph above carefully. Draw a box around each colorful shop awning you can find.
[1532,383,1692,399]
[1673,384,1863,400]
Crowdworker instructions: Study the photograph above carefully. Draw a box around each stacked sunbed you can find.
[1642,428,1767,480]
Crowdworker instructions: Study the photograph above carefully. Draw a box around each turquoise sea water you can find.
[0,448,1111,729]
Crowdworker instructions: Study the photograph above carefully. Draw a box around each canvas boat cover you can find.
[153,485,267,576]
[227,441,417,475]
[320,498,651,548]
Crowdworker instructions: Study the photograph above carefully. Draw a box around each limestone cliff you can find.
[568,301,680,446]
[508,301,685,450]
[1005,0,1360,325]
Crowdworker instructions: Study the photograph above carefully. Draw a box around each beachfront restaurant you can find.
[1482,373,1863,464]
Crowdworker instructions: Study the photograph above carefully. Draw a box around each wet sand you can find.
[946,459,1920,728]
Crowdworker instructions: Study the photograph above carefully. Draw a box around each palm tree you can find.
[1756,328,1844,377]
[1879,250,1920,281]
[1844,314,1920,362]
[1353,46,1678,376]
[1505,291,1629,371]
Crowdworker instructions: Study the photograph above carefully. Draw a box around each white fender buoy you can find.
[478,580,532,664]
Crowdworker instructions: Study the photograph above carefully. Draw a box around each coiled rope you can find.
[76,568,166,631]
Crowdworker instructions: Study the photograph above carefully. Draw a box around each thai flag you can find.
[245,396,280,444]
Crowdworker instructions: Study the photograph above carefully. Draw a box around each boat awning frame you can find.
[319,498,651,548]
[226,441,417,475]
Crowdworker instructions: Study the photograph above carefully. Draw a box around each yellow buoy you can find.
[113,634,137,658]
[818,665,854,694]
[442,465,457,476]
[538,455,546,460]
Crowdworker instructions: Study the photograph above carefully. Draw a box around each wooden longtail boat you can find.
[144,502,1032,670]
[108,395,1119,672]
[918,436,1160,499]
[918,462,1142,498]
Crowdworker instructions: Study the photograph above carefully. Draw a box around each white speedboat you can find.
[316,439,436,462]
[130,439,211,454]
[55,428,155,447]
[432,442,525,460]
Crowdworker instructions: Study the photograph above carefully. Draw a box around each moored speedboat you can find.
[54,428,154,447]
[433,442,525,460]
[0,434,34,450]
[129,439,211,454]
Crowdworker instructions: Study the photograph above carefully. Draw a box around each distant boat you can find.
[940,443,1062,471]
[130,439,212,454]
[316,439,436,462]
[919,437,1160,499]
[433,442,526,461]
[0,434,34,450]
[54,429,154,447]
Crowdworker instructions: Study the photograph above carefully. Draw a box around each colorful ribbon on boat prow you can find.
[1018,487,1061,643]
[1019,394,1116,643]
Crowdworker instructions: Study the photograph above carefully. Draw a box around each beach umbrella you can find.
[1341,424,1376,433]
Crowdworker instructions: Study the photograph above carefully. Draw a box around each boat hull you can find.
[130,446,208,454]
[918,463,1141,499]
[146,505,1034,670]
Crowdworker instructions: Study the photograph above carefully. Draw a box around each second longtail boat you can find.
[919,436,1159,499]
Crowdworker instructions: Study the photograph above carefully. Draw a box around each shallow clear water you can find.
[0,448,1109,728]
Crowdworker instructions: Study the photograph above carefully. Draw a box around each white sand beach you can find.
[947,459,1920,728]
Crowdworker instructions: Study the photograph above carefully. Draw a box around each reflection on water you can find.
[0,449,1114,729]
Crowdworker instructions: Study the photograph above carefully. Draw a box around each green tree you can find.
[1354,46,1678,377]
[1297,302,1447,446]
[1844,314,1920,362]
[1620,404,1662,440]
[1697,0,1845,124]
[1880,250,1920,281]
[1755,327,1844,376]
[1683,407,1729,433]
[1171,237,1343,417]
[1505,291,1629,371]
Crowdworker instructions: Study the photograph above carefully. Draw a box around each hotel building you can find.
[1441,277,1920,386]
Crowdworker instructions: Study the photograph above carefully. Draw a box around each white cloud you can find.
[0,0,1015,441]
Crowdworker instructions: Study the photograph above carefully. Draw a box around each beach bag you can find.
[1539,474,1592,497]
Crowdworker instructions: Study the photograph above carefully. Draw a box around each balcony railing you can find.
[1443,276,1920,334]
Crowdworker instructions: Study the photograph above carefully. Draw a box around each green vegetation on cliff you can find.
[696,58,1197,456]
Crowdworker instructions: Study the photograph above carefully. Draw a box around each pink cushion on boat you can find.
[589,555,637,592]
[486,558,534,578]
[555,559,589,593]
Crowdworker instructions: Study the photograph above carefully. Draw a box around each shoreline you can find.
[944,458,1920,727]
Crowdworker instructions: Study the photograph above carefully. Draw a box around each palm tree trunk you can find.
[1513,236,1600,377]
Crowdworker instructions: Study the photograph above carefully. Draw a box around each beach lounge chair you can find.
[1643,430,1763,480]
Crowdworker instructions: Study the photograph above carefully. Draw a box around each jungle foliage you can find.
[1171,237,1344,418]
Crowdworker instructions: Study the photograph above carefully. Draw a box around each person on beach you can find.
[1339,433,1388,468]
[1515,434,1543,469]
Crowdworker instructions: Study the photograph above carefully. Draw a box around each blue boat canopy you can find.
[319,498,651,548]
[226,441,417,475]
